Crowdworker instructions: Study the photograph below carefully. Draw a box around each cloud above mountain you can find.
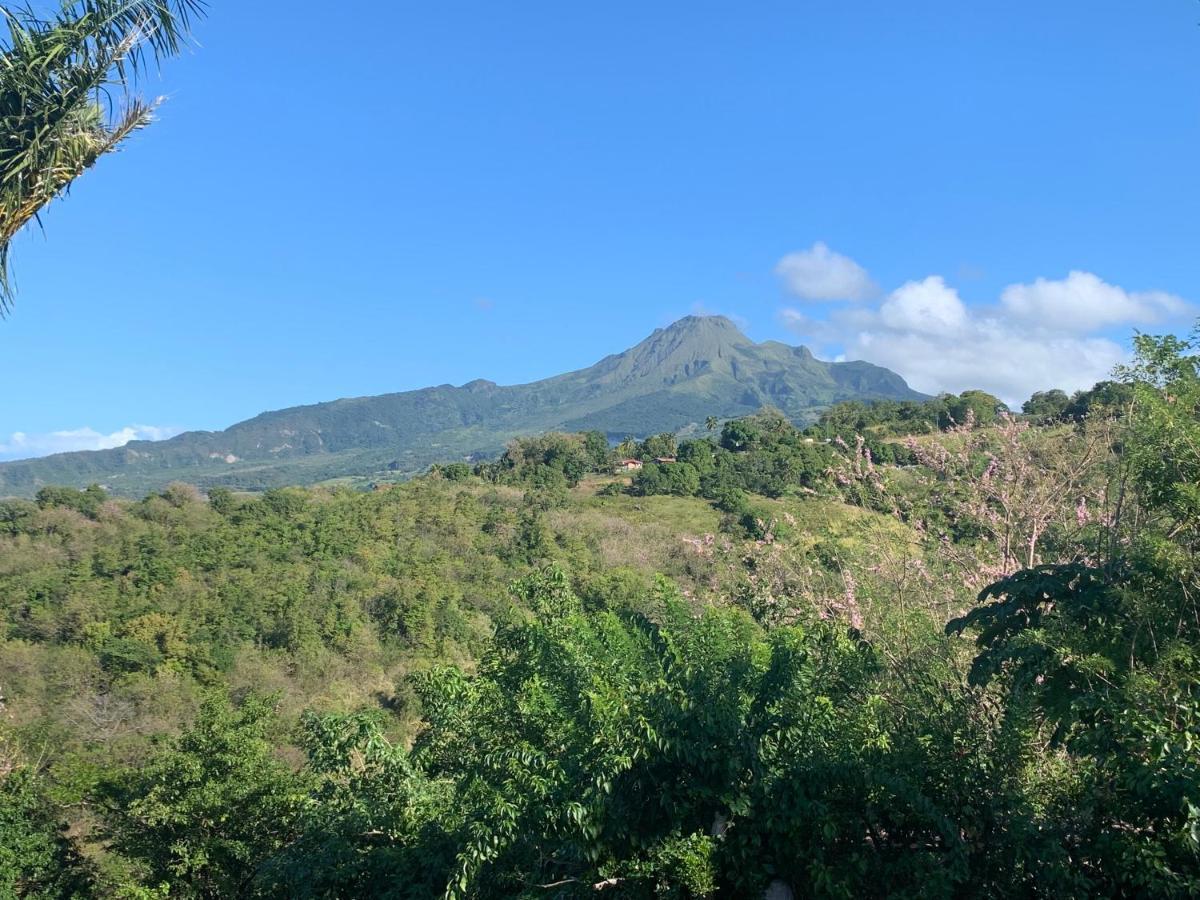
[0,425,181,461]
[778,246,1191,405]
[775,242,878,302]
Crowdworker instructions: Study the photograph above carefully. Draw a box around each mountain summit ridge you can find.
[0,316,926,496]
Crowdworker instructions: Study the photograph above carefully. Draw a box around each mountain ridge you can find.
[0,316,926,496]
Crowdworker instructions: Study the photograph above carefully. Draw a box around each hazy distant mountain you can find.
[0,316,926,496]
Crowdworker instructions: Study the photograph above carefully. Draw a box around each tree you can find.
[101,694,308,899]
[0,0,204,313]
[582,430,611,469]
[638,432,678,460]
[1063,379,1135,421]
[1021,389,1070,421]
[719,419,759,452]
[631,460,700,497]
[35,482,107,517]
[0,769,95,899]
[431,462,472,482]
[677,438,715,475]
[499,432,593,487]
[943,390,1006,428]
[256,711,460,899]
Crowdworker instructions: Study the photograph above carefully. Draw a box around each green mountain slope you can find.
[0,315,926,496]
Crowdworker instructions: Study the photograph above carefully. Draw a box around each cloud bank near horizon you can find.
[0,424,182,462]
[777,243,1191,405]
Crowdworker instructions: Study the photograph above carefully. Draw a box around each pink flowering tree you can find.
[902,414,1112,583]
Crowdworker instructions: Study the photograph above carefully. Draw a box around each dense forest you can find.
[1,330,1196,897]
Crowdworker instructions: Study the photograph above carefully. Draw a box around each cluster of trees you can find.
[622,413,914,541]
[0,570,1086,898]
[625,414,837,541]
[0,470,720,893]
[815,380,1138,441]
[471,431,613,490]
[1020,380,1135,422]
[812,390,1008,438]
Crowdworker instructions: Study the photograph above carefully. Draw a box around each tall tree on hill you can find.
[0,0,204,314]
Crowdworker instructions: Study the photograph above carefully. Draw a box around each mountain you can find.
[0,316,926,497]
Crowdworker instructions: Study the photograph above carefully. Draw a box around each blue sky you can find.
[2,0,1198,459]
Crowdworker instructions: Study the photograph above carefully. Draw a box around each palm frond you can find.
[1,2,205,66]
[0,0,202,314]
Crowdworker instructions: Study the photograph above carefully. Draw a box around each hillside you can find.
[0,316,924,497]
[5,336,1199,898]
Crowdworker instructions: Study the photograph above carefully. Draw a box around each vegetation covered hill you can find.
[2,329,1199,897]
[0,316,924,497]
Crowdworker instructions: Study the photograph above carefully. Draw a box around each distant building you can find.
[654,456,677,464]
[616,458,643,471]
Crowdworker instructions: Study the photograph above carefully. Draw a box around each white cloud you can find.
[782,269,1193,406]
[775,242,877,302]
[1001,270,1187,333]
[845,325,1127,406]
[880,276,967,334]
[0,424,181,462]
[780,307,811,330]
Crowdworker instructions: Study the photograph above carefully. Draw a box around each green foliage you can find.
[631,461,700,497]
[817,389,1022,439]
[255,711,460,899]
[947,389,1007,426]
[947,329,1200,896]
[0,768,95,898]
[1021,388,1070,420]
[582,430,611,469]
[629,411,837,505]
[432,462,473,482]
[393,569,1043,897]
[34,483,107,518]
[101,694,307,899]
[637,432,678,460]
[1019,382,1136,424]
[1063,379,1135,421]
[486,432,599,488]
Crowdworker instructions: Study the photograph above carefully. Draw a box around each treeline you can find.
[436,379,1135,507]
[450,380,1140,542]
[445,414,889,541]
[810,379,1134,441]
[621,415,848,542]
[812,388,1008,436]
[1019,380,1134,422]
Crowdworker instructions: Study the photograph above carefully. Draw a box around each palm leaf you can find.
[0,1,202,313]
